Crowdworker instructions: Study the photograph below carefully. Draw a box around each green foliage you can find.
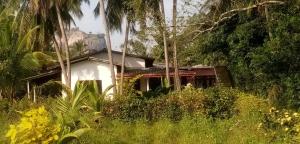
[58,128,92,144]
[180,0,300,108]
[0,87,285,144]
[261,107,300,143]
[102,87,240,121]
[203,87,238,119]
[53,82,89,130]
[79,115,270,144]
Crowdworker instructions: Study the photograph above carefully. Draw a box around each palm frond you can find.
[58,128,92,144]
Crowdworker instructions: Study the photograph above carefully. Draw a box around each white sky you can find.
[73,0,203,50]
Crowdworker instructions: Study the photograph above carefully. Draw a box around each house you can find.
[24,48,233,98]
[24,28,233,101]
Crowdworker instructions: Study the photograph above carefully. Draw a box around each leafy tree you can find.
[0,8,42,99]
[179,0,300,108]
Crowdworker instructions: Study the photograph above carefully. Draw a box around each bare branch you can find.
[190,1,285,39]
[219,1,285,19]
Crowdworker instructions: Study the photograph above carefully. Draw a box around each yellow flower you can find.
[293,112,299,117]
[5,106,61,144]
[284,127,289,132]
[5,125,17,142]
[281,121,284,125]
[38,134,43,138]
[53,135,59,140]
[269,107,276,113]
[285,113,289,118]
[257,123,263,129]
[286,117,292,121]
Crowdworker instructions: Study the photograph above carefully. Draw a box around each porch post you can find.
[27,81,30,99]
[33,86,36,103]
[146,78,150,91]
[0,89,2,100]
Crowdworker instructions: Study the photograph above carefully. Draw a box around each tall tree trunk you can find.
[264,5,273,39]
[99,0,117,94]
[55,3,71,88]
[160,0,170,87]
[172,0,181,90]
[120,20,130,95]
[53,36,68,85]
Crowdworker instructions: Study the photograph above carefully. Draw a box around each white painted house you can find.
[25,49,155,96]
[24,29,231,100]
[25,48,232,98]
[61,49,153,95]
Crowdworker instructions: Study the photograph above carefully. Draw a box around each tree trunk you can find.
[264,5,273,39]
[120,20,130,95]
[55,3,71,88]
[160,0,170,87]
[53,35,68,85]
[172,0,181,90]
[99,0,117,94]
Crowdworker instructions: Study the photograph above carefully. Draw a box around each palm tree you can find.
[120,19,130,95]
[55,3,72,87]
[172,0,181,90]
[119,1,140,95]
[18,0,89,88]
[0,8,40,99]
[98,0,117,94]
[159,0,170,87]
[95,0,169,94]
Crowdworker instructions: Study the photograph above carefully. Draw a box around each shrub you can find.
[235,92,269,118]
[5,106,60,144]
[102,86,239,121]
[260,107,300,143]
[202,87,238,119]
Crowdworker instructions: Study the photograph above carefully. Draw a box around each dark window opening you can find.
[134,79,141,91]
[195,76,216,89]
[149,78,162,90]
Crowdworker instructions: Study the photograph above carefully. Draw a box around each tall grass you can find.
[1,87,292,144]
[79,115,271,144]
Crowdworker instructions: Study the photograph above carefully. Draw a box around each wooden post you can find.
[146,78,150,91]
[27,81,30,99]
[33,86,36,103]
[0,89,2,100]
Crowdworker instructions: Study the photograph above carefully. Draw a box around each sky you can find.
[73,0,201,50]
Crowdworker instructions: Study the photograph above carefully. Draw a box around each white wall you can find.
[61,52,147,95]
[62,60,117,96]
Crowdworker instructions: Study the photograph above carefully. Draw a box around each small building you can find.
[24,49,233,97]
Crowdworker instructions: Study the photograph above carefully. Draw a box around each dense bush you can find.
[260,107,300,143]
[102,87,239,121]
[179,0,300,108]
[203,87,237,119]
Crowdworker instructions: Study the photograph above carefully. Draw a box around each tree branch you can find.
[190,1,285,39]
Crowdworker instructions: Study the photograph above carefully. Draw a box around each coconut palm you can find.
[0,7,41,99]
[172,0,181,90]
[95,0,145,95]
[159,0,171,87]
[94,0,171,94]
[98,0,118,94]
[17,0,89,88]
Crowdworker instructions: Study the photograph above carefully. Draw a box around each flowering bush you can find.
[260,107,300,142]
[5,106,60,144]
